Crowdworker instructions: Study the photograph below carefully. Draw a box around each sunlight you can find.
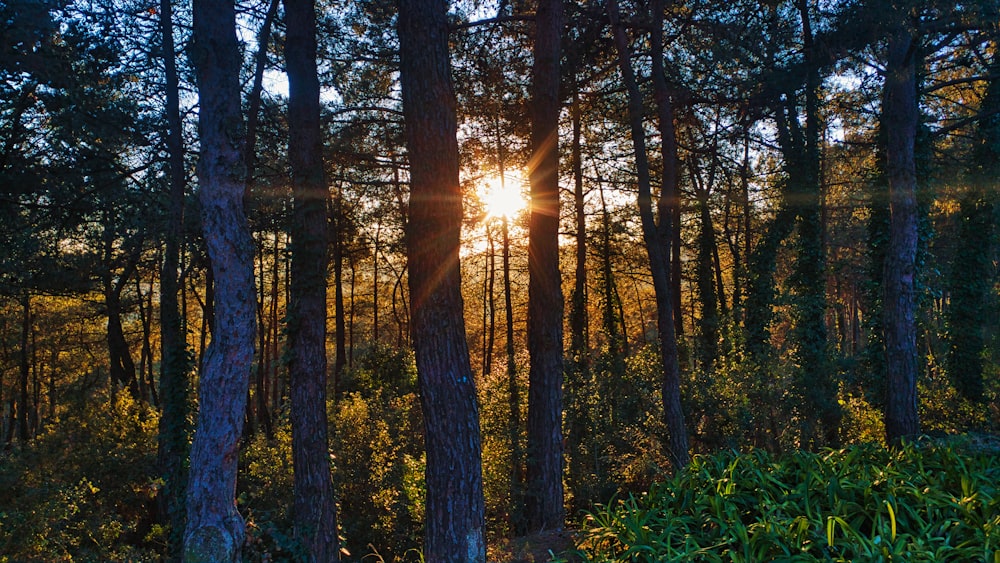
[479,171,527,220]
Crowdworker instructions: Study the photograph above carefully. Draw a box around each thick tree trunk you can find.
[882,26,920,444]
[285,0,339,559]
[185,1,256,560]
[525,0,565,533]
[609,0,690,469]
[397,1,485,560]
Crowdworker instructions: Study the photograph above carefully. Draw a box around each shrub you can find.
[564,440,1000,563]
[0,392,161,562]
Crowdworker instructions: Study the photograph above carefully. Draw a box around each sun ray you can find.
[480,171,527,220]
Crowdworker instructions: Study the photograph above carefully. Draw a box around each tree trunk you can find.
[502,215,523,533]
[332,191,348,393]
[397,1,485,560]
[525,0,565,533]
[185,0,256,560]
[156,1,192,557]
[484,225,496,378]
[882,24,920,444]
[695,190,720,368]
[18,291,29,444]
[243,0,280,193]
[565,82,590,514]
[569,85,588,373]
[286,0,340,559]
[609,0,690,469]
[105,267,139,399]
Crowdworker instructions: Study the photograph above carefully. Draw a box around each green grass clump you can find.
[564,440,1000,562]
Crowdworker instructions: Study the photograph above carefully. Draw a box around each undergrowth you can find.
[562,439,1000,562]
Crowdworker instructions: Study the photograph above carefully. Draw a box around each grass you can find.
[560,438,1000,562]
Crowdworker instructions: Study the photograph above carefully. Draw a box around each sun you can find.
[480,172,527,220]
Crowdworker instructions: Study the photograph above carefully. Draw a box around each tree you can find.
[285,0,340,559]
[608,0,690,469]
[184,0,257,559]
[946,46,1000,403]
[881,4,921,444]
[397,0,486,560]
[524,0,565,533]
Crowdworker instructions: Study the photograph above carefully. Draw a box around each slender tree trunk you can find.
[609,0,690,469]
[569,85,588,371]
[332,192,347,396]
[599,192,625,359]
[484,225,496,378]
[882,24,920,444]
[243,0,279,436]
[269,235,280,415]
[286,0,339,559]
[349,259,356,368]
[397,1,485,559]
[566,82,590,514]
[135,276,151,403]
[503,215,523,534]
[244,0,280,193]
[185,0,256,560]
[525,0,565,533]
[105,264,140,399]
[695,191,720,368]
[791,0,836,447]
[372,223,380,346]
[255,238,273,438]
[18,291,29,444]
[157,4,191,554]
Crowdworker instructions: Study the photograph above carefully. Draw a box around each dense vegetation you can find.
[563,439,1000,562]
[1,0,999,560]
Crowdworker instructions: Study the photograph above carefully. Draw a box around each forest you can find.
[0,0,998,561]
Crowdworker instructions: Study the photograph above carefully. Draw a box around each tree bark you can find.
[185,0,256,560]
[285,0,340,559]
[397,1,485,560]
[525,0,565,533]
[882,23,921,444]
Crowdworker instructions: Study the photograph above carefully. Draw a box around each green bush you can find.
[0,392,161,562]
[332,346,424,562]
[564,440,1000,563]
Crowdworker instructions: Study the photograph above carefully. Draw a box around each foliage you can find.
[562,441,1000,563]
[564,345,675,512]
[0,392,161,562]
[332,347,424,562]
[239,422,301,563]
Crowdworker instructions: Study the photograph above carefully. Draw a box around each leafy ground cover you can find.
[560,438,1000,563]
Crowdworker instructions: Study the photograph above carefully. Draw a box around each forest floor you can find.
[489,529,579,562]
